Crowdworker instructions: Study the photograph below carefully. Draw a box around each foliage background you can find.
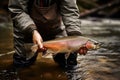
[0,0,120,23]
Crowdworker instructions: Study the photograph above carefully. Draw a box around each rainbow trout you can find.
[24,36,100,59]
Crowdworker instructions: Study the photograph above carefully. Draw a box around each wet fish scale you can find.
[27,36,100,58]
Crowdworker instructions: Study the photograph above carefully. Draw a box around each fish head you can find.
[78,39,100,55]
[85,39,100,50]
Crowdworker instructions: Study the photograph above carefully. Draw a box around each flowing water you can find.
[0,18,120,80]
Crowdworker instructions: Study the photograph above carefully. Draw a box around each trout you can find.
[24,36,100,59]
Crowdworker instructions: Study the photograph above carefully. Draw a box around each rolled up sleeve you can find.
[8,0,37,34]
[60,0,82,36]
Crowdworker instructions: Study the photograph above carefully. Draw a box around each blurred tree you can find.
[0,0,120,20]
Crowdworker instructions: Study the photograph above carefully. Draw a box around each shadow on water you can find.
[0,18,120,80]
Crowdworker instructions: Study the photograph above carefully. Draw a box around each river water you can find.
[0,18,120,80]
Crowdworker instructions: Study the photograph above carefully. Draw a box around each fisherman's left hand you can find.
[78,47,88,55]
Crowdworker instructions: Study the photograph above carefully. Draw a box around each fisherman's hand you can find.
[32,30,44,51]
[79,47,88,55]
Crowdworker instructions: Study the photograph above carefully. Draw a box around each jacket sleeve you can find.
[60,0,82,36]
[8,0,37,34]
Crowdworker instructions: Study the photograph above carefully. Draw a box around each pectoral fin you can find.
[41,49,54,57]
[31,44,38,53]
[24,44,38,60]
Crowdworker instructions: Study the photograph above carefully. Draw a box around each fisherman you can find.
[8,0,87,68]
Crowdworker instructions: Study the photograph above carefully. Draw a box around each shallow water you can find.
[0,23,13,54]
[0,18,120,80]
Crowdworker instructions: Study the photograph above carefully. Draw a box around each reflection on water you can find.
[0,54,67,80]
[0,18,120,80]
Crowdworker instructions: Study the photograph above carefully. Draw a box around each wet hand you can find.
[32,30,44,50]
[78,47,88,55]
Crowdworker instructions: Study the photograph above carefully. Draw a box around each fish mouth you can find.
[93,42,102,50]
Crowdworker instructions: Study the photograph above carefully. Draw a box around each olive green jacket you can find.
[8,0,81,35]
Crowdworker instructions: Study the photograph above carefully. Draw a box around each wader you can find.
[13,0,77,67]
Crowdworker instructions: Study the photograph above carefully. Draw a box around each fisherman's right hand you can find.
[32,30,44,51]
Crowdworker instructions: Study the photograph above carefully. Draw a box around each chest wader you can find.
[13,0,68,67]
[30,0,77,68]
[29,0,72,67]
[30,0,66,40]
